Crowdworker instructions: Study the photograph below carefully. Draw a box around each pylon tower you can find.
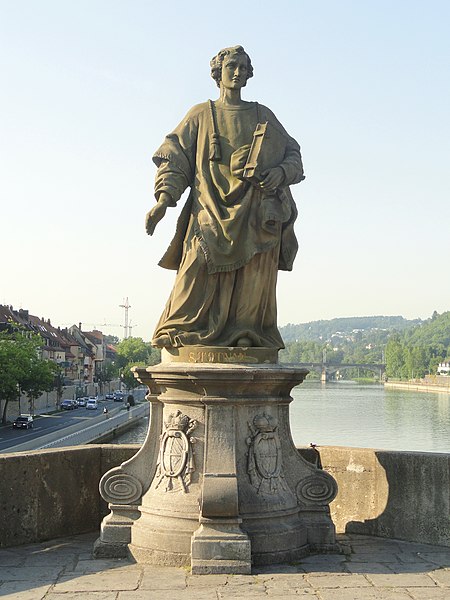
[119,297,131,339]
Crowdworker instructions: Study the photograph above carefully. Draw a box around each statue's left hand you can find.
[259,167,284,192]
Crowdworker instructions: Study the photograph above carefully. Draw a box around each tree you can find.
[385,335,405,379]
[0,325,57,423]
[113,337,161,394]
[121,362,147,390]
[116,337,151,368]
[96,362,116,395]
[22,358,57,415]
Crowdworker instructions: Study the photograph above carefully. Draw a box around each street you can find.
[0,397,122,453]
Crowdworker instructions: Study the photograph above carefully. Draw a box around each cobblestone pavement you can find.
[1,533,449,599]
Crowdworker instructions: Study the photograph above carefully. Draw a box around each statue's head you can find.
[210,45,254,88]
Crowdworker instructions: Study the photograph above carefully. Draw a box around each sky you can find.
[1,0,449,341]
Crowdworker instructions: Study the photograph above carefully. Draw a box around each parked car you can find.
[61,399,76,410]
[13,415,34,429]
[86,398,98,410]
[76,398,87,407]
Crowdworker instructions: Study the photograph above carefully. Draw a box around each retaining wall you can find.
[384,380,450,394]
[0,445,448,549]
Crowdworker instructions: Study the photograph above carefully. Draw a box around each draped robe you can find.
[151,100,304,349]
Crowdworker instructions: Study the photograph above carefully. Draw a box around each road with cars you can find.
[0,395,126,453]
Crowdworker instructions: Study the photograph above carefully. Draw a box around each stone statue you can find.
[96,65,337,568]
[145,46,305,350]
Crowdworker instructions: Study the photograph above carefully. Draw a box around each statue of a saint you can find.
[146,46,304,349]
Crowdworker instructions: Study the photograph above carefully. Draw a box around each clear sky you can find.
[1,0,449,341]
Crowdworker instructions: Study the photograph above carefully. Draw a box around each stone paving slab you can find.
[417,552,450,567]
[345,562,398,574]
[51,570,141,593]
[0,581,53,600]
[0,565,63,581]
[139,566,188,590]
[118,592,220,600]
[45,593,117,600]
[0,533,449,599]
[385,562,442,574]
[366,572,438,587]
[430,569,450,585]
[306,572,372,588]
[407,588,450,599]
[317,589,412,600]
[0,551,23,567]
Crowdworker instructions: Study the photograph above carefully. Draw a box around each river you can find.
[112,381,450,453]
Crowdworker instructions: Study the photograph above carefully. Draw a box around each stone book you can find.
[243,121,287,183]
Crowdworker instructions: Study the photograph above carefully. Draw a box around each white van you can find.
[86,399,98,410]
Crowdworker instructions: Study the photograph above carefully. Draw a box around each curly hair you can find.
[210,45,254,88]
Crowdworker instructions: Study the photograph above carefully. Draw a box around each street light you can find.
[118,368,123,393]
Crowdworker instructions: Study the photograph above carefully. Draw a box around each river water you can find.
[113,382,450,453]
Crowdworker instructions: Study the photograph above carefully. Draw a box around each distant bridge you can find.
[293,362,386,382]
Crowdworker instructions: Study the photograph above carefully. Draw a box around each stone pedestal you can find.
[94,348,338,573]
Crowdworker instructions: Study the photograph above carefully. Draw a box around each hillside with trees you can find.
[385,311,450,379]
[279,312,450,380]
[281,316,421,343]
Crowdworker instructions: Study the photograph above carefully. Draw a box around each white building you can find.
[437,361,450,376]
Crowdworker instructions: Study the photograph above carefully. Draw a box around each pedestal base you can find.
[191,519,251,574]
[95,352,338,572]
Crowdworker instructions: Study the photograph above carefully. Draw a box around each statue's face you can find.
[220,53,249,90]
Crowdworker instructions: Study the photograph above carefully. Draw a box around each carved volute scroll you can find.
[99,467,144,505]
[296,471,338,507]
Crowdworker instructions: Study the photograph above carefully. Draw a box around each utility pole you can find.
[128,320,137,337]
[119,297,131,339]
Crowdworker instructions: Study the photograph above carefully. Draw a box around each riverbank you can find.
[385,379,450,395]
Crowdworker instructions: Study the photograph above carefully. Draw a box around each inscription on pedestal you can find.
[161,346,278,364]
[188,349,252,363]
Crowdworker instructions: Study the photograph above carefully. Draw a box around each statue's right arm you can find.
[147,104,205,236]
[145,192,173,236]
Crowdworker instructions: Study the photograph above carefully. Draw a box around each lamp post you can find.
[118,368,123,393]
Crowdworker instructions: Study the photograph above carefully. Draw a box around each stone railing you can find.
[1,445,449,549]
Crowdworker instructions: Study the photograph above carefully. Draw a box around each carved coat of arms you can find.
[155,410,197,493]
[246,413,288,495]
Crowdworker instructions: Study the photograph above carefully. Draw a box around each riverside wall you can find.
[0,445,449,549]
[385,379,450,394]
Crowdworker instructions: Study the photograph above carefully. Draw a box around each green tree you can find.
[116,337,160,368]
[116,337,151,368]
[96,362,116,394]
[121,362,147,390]
[0,325,57,423]
[385,336,405,379]
[114,337,160,394]
[21,358,58,415]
